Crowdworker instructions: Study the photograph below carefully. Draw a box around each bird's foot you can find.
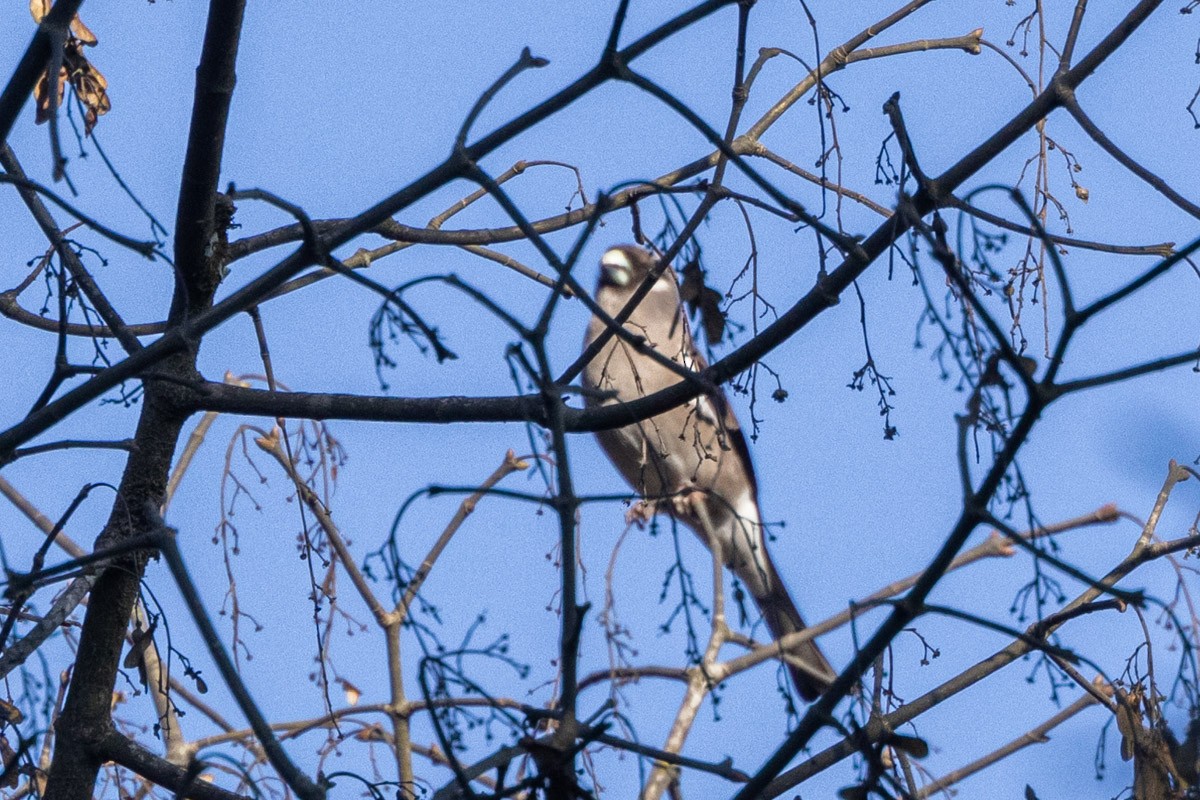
[670,483,706,518]
[625,500,658,527]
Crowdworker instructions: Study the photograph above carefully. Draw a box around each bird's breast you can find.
[582,314,736,500]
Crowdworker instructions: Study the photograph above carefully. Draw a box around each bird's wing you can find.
[679,328,760,504]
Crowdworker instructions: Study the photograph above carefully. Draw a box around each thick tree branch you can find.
[95,726,250,800]
[170,0,246,322]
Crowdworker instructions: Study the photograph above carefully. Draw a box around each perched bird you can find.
[582,245,833,700]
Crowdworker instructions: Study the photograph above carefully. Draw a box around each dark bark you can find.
[170,0,247,323]
[42,0,248,795]
[43,371,192,800]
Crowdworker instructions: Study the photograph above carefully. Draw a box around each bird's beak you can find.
[599,250,633,287]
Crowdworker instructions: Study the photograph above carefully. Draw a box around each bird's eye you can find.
[603,265,631,287]
[600,250,634,287]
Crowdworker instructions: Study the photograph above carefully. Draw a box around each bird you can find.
[582,244,834,700]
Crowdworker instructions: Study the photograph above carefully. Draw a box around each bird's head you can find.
[598,245,648,288]
[597,246,676,296]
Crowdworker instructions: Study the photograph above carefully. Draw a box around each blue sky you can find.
[2,2,1199,798]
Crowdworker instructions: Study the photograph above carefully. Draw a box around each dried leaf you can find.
[33,66,66,126]
[123,619,157,670]
[0,735,18,789]
[29,4,110,135]
[0,699,23,725]
[885,732,929,759]
[678,258,727,345]
[29,0,96,43]
[67,45,110,134]
[184,664,209,694]
[1115,686,1144,762]
[69,14,97,44]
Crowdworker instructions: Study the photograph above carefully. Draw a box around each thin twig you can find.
[914,680,1105,798]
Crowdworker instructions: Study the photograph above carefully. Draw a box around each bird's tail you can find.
[756,582,834,702]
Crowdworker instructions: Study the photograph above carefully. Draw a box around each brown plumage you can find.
[582,244,833,700]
